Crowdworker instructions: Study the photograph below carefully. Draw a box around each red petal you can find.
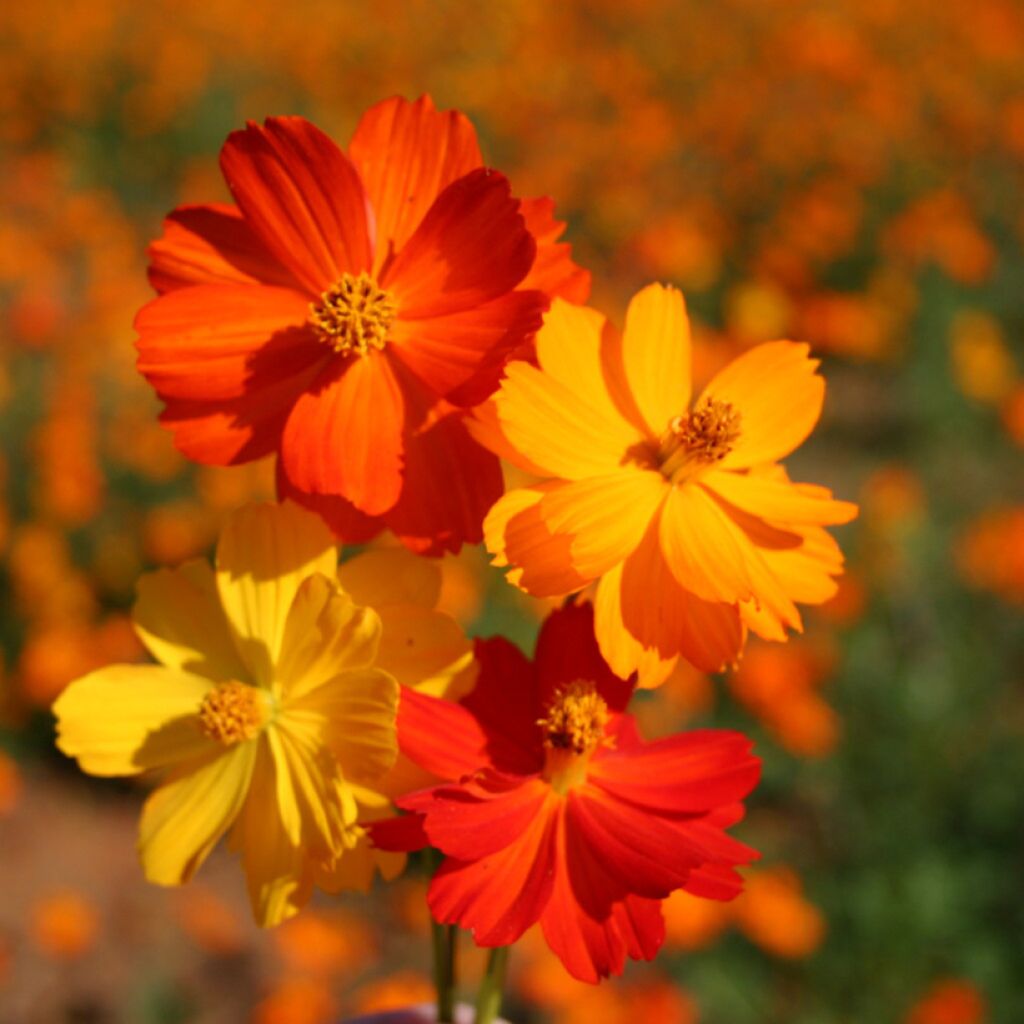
[382,169,535,319]
[388,289,545,404]
[366,812,429,852]
[518,196,591,304]
[427,789,559,947]
[383,399,503,555]
[280,353,404,515]
[147,203,299,294]
[135,284,324,401]
[534,604,634,711]
[396,686,493,780]
[275,460,383,545]
[588,729,761,813]
[220,116,372,296]
[682,863,746,901]
[348,95,483,273]
[458,638,545,774]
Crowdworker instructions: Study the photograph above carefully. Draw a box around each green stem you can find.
[474,946,509,1024]
[427,850,457,1022]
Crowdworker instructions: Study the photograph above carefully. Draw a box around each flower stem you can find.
[427,850,457,1022]
[474,946,509,1024]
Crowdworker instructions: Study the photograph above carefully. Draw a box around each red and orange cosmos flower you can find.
[137,96,589,554]
[372,604,760,983]
[478,284,858,686]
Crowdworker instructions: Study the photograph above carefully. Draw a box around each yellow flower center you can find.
[538,681,609,794]
[309,272,397,355]
[658,397,741,482]
[196,681,269,745]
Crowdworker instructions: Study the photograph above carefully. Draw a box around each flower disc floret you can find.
[196,681,270,745]
[309,272,397,355]
[659,397,742,481]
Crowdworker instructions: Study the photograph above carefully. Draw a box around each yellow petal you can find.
[287,668,399,782]
[376,605,475,697]
[621,283,692,437]
[276,573,382,700]
[467,398,551,477]
[700,341,825,469]
[495,359,642,480]
[337,546,441,610]
[538,468,668,579]
[701,470,858,527]
[230,742,312,927]
[215,501,338,686]
[54,665,216,776]
[134,560,247,681]
[139,741,256,885]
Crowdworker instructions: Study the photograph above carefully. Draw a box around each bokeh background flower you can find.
[1,1,1022,1020]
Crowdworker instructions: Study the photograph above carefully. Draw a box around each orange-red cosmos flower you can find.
[372,604,760,983]
[478,285,858,685]
[137,96,589,554]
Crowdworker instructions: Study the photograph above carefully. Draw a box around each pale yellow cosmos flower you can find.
[53,501,400,927]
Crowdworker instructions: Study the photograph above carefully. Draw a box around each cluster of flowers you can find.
[53,96,856,1008]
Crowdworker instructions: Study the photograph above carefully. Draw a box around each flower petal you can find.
[348,94,483,273]
[139,741,256,885]
[276,573,382,698]
[286,667,399,781]
[701,341,825,469]
[388,289,545,404]
[382,168,534,319]
[659,484,756,603]
[337,547,441,610]
[621,283,692,437]
[701,470,858,526]
[384,399,503,556]
[215,501,338,686]
[276,462,383,547]
[395,685,493,780]
[374,605,474,697]
[133,560,247,682]
[280,353,405,515]
[147,203,299,294]
[220,116,372,295]
[54,665,216,776]
[135,283,324,403]
[518,196,591,303]
[538,469,668,579]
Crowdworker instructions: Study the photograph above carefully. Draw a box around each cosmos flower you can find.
[372,604,760,982]
[138,95,589,555]
[477,284,858,686]
[53,501,400,926]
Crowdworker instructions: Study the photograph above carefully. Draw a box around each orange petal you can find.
[518,196,591,303]
[701,341,825,469]
[382,169,534,319]
[495,360,642,480]
[755,525,845,606]
[348,95,483,274]
[388,289,544,404]
[276,461,383,547]
[467,398,551,477]
[220,116,372,296]
[621,283,692,437]
[135,284,323,402]
[538,470,667,579]
[147,203,299,294]
[701,470,858,526]
[281,353,404,515]
[484,486,589,598]
[659,484,756,604]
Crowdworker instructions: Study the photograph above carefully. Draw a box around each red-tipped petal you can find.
[349,94,483,272]
[382,168,535,319]
[147,203,299,294]
[280,353,405,515]
[220,116,372,296]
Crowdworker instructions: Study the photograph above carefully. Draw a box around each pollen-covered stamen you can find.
[539,681,609,792]
[196,681,269,745]
[310,272,397,355]
[659,397,742,481]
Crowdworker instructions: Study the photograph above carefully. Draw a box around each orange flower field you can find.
[0,2,1022,1022]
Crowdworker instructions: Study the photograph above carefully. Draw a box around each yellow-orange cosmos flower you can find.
[54,502,403,926]
[479,284,858,687]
